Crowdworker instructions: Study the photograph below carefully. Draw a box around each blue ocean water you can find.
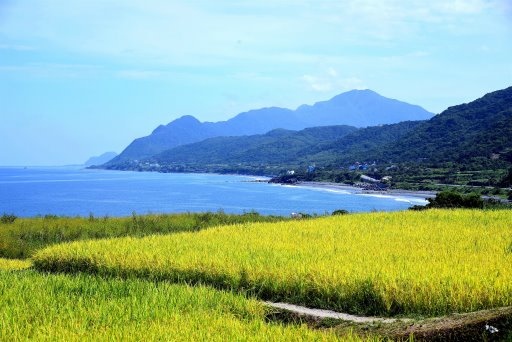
[0,167,427,217]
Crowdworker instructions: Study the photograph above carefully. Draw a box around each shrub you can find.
[332,209,349,216]
[408,205,428,211]
[425,191,484,209]
[0,213,17,224]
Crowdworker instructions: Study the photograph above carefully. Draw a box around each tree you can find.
[499,168,512,188]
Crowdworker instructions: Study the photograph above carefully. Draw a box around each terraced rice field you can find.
[2,270,374,341]
[33,209,512,317]
[0,211,286,258]
[0,258,31,271]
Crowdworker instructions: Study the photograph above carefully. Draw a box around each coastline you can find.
[90,166,437,201]
[291,181,436,200]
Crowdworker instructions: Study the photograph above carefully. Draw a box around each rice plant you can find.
[0,258,31,271]
[0,270,376,341]
[0,211,287,258]
[33,209,512,316]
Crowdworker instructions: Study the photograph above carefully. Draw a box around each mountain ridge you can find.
[100,86,512,190]
[105,89,433,166]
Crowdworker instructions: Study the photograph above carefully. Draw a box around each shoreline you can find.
[289,181,437,200]
[55,165,438,201]
[89,166,438,200]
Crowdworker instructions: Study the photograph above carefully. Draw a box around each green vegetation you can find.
[34,210,512,317]
[331,209,349,216]
[105,125,358,174]
[155,125,356,167]
[411,191,483,209]
[105,89,431,167]
[0,213,17,224]
[0,211,288,259]
[102,87,512,192]
[499,167,512,187]
[0,258,31,270]
[1,270,358,341]
[409,191,512,210]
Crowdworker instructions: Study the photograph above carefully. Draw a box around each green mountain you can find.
[154,125,357,167]
[145,120,423,172]
[102,86,512,189]
[381,86,512,165]
[124,120,421,171]
[313,121,425,165]
[105,89,432,165]
[294,86,512,168]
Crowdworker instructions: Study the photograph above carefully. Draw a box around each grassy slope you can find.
[1,270,362,341]
[0,258,31,270]
[0,212,287,259]
[33,210,512,317]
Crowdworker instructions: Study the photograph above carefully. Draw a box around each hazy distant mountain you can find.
[99,86,512,181]
[105,89,432,166]
[84,152,118,167]
[295,89,432,127]
[111,107,300,162]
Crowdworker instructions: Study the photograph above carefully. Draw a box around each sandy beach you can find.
[298,181,437,200]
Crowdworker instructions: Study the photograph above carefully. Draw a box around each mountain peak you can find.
[296,89,433,127]
[175,115,201,123]
[153,115,201,134]
[329,89,379,102]
[108,90,433,164]
[170,115,201,127]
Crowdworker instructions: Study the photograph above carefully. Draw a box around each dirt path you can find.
[265,301,512,341]
[265,301,407,323]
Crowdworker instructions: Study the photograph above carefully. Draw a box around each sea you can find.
[0,167,428,217]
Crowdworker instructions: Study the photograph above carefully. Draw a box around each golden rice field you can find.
[34,209,512,317]
[0,258,31,271]
[0,211,286,258]
[2,270,372,341]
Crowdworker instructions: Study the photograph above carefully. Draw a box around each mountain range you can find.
[105,89,433,165]
[101,86,512,177]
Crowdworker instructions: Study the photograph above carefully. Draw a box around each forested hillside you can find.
[101,87,512,190]
[105,89,432,165]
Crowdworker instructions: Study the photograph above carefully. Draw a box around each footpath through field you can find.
[265,301,406,323]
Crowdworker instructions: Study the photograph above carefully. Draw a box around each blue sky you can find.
[1,0,511,166]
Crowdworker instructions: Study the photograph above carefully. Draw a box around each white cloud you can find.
[1,0,504,68]
[302,75,333,92]
[302,69,365,93]
[439,0,491,14]
[0,0,509,115]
